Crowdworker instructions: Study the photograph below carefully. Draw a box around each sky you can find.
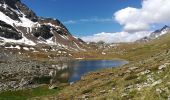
[22,0,170,43]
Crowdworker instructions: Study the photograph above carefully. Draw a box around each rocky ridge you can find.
[0,0,86,51]
[136,25,170,42]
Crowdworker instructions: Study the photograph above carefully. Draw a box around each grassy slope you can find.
[1,33,170,100]
[0,85,63,100]
[50,33,170,99]
[71,32,170,61]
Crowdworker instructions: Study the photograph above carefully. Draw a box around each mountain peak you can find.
[149,25,170,39]
[136,25,170,43]
[163,25,169,28]
[1,0,21,9]
[0,0,86,50]
[161,25,170,31]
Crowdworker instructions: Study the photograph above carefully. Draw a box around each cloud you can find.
[79,18,113,22]
[114,0,170,32]
[63,18,113,25]
[81,31,151,43]
[63,20,76,24]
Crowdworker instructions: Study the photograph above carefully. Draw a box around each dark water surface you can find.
[52,60,128,83]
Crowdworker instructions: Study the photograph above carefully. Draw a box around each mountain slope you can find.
[0,0,85,50]
[49,31,170,100]
[136,25,170,42]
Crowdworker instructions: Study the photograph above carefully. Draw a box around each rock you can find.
[100,90,107,94]
[102,52,106,55]
[0,21,22,40]
[32,25,53,39]
[129,67,138,70]
[140,70,151,75]
[156,88,162,93]
[48,85,58,89]
[147,76,155,83]
[112,87,116,90]
[168,95,170,100]
[82,94,89,99]
[70,82,74,85]
[49,70,54,76]
[158,65,166,70]
[151,80,162,86]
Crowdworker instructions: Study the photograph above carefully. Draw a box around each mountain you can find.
[0,0,85,50]
[52,26,170,100]
[149,25,170,39]
[136,25,170,42]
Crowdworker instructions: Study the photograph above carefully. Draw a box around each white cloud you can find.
[63,20,76,24]
[73,0,170,43]
[64,18,113,25]
[79,18,113,22]
[81,31,151,43]
[114,0,170,32]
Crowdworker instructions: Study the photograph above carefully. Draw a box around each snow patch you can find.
[23,47,29,51]
[0,11,35,27]
[46,37,56,45]
[73,41,81,49]
[0,35,36,46]
[43,23,61,29]
[5,45,21,49]
[59,34,69,40]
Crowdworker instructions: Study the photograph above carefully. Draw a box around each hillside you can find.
[0,0,87,93]
[1,0,170,99]
[1,24,170,99]
[42,32,170,99]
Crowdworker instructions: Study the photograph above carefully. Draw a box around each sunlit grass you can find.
[0,85,62,100]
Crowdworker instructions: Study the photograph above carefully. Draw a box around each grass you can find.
[50,33,170,99]
[72,32,170,61]
[124,74,138,81]
[0,85,62,100]
[2,33,170,99]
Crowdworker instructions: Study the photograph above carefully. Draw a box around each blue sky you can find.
[22,0,170,43]
[22,0,141,36]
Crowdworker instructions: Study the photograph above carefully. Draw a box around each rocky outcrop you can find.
[0,0,86,50]
[149,25,170,39]
[0,51,72,91]
[136,25,170,43]
[0,20,22,40]
[0,0,38,21]
[32,25,54,39]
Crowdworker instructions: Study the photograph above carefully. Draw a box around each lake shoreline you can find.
[0,59,128,99]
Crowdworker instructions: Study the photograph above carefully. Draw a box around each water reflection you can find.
[69,60,128,82]
[43,60,128,84]
[51,63,70,83]
[49,60,128,84]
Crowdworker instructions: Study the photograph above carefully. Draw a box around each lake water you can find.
[52,60,128,83]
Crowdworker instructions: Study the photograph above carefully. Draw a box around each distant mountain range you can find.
[136,25,170,42]
[0,0,85,50]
